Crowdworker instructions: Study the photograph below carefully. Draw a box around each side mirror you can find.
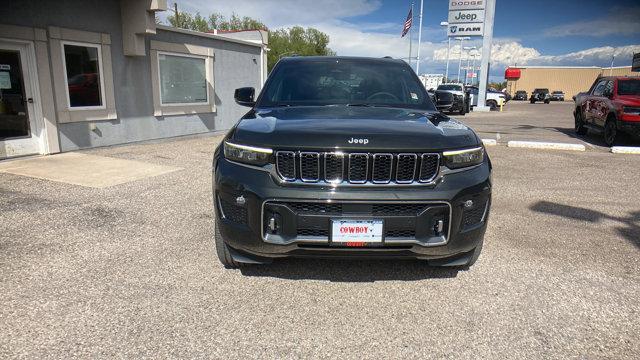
[234,87,256,107]
[434,91,454,111]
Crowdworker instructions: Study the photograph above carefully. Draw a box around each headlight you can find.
[223,141,273,166]
[442,147,484,169]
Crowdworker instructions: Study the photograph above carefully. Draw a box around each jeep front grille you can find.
[276,151,440,185]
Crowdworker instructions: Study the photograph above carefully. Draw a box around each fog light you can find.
[235,195,246,206]
[464,200,474,208]
[268,215,280,234]
[434,219,444,234]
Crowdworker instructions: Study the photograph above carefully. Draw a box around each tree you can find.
[268,26,335,71]
[164,4,335,72]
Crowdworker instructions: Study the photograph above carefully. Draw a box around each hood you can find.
[230,106,480,151]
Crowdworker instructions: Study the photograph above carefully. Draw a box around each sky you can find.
[161,0,640,81]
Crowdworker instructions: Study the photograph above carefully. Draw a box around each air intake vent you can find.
[372,154,393,183]
[275,151,440,185]
[324,153,344,183]
[299,152,320,182]
[396,154,417,183]
[276,151,296,180]
[348,153,369,183]
[419,154,440,182]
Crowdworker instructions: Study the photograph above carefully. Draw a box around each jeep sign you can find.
[449,0,485,11]
[448,23,484,37]
[448,9,485,24]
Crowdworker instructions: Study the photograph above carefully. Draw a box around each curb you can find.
[611,146,640,154]
[481,139,497,146]
[507,141,586,152]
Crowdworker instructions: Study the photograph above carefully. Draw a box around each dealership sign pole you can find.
[447,0,493,110]
[475,0,495,112]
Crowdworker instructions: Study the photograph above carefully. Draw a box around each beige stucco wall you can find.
[506,66,637,98]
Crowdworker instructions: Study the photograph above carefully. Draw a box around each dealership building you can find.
[505,65,637,99]
[0,0,267,159]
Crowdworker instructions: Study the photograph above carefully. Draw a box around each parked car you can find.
[436,83,470,115]
[214,56,492,269]
[467,86,506,110]
[574,76,640,146]
[551,90,565,101]
[513,90,528,100]
[530,88,551,104]
[427,89,455,112]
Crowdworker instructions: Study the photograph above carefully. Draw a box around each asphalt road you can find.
[460,101,639,151]
[1,110,639,358]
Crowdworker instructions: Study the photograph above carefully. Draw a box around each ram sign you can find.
[448,9,485,24]
[447,23,484,37]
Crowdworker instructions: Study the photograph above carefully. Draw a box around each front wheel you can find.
[530,99,535,104]
[215,223,243,269]
[575,111,587,135]
[544,99,550,104]
[487,100,497,110]
[604,119,618,147]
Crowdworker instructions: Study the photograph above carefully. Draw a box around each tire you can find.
[574,111,587,135]
[214,222,243,269]
[604,118,618,147]
[487,100,497,110]
[530,99,535,104]
[544,99,550,104]
[458,101,466,115]
[465,237,484,268]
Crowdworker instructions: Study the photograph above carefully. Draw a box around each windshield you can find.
[259,59,435,110]
[618,79,640,95]
[437,84,462,91]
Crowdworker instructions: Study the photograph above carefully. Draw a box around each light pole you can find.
[463,46,477,85]
[440,21,450,82]
[470,51,478,85]
[415,0,424,74]
[454,37,470,83]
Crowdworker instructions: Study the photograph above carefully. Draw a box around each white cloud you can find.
[543,7,640,38]
[166,0,381,27]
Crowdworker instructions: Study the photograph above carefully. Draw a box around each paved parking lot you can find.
[461,101,638,151]
[1,105,639,358]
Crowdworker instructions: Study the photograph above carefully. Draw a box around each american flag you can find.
[401,7,413,37]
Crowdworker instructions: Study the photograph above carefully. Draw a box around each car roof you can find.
[277,55,406,65]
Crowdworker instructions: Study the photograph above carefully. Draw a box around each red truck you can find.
[574,76,640,146]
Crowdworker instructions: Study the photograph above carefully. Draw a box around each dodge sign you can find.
[449,0,485,11]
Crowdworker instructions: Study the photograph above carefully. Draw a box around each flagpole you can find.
[408,2,413,63]
[415,0,424,74]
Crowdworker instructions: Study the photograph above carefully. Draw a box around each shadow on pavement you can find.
[530,201,640,249]
[513,124,638,148]
[239,258,460,282]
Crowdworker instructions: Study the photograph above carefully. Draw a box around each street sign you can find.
[448,9,485,23]
[448,23,484,37]
[466,71,477,78]
[449,0,485,11]
[633,52,640,72]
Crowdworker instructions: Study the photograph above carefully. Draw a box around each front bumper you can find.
[213,154,492,263]
[618,119,640,137]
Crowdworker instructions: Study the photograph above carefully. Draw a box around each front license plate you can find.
[331,219,383,244]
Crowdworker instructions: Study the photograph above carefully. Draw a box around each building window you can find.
[61,42,105,109]
[158,53,208,105]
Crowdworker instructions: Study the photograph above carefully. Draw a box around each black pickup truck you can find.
[213,56,492,269]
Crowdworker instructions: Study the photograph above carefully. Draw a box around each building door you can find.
[0,41,42,158]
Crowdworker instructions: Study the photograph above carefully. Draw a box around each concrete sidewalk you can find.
[457,101,638,151]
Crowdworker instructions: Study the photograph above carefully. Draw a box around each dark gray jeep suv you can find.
[213,56,492,269]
